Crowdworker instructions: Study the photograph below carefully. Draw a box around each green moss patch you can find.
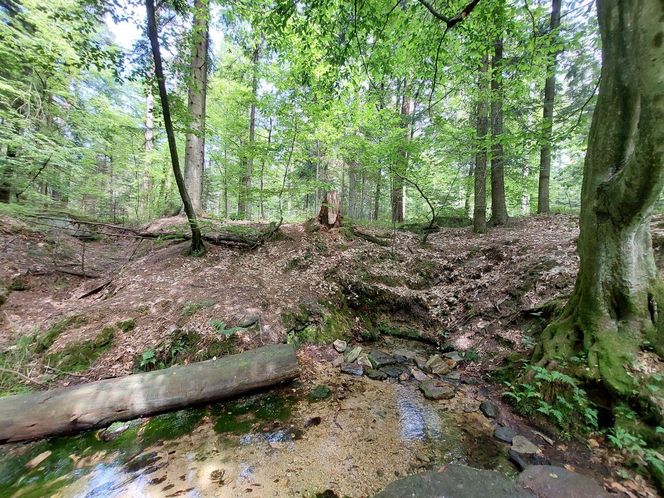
[212,394,294,434]
[46,326,115,372]
[116,319,136,332]
[31,315,87,354]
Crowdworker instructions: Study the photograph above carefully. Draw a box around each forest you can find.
[0,0,662,497]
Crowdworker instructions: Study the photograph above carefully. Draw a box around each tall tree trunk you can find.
[183,0,209,214]
[534,0,664,402]
[373,167,381,221]
[238,42,260,220]
[0,145,15,203]
[474,55,489,233]
[145,0,204,254]
[260,118,272,220]
[141,88,154,219]
[392,89,409,224]
[490,2,509,226]
[537,0,562,214]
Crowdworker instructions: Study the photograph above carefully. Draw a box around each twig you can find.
[0,367,46,387]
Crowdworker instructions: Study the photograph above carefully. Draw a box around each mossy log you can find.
[0,344,299,444]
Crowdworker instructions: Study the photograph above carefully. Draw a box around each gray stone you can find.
[238,314,260,327]
[508,450,551,472]
[494,426,517,443]
[332,355,344,367]
[381,364,408,378]
[419,379,455,400]
[333,339,347,353]
[443,351,463,362]
[443,371,461,382]
[411,368,429,382]
[424,355,452,376]
[368,350,396,368]
[341,363,363,376]
[393,349,418,363]
[414,356,428,370]
[366,368,388,381]
[373,465,535,498]
[511,435,539,455]
[357,353,373,368]
[344,346,362,363]
[518,465,610,498]
[480,401,499,419]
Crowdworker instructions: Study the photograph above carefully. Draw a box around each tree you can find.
[534,0,664,404]
[145,0,204,254]
[537,0,562,214]
[489,0,508,226]
[237,41,260,219]
[473,54,489,234]
[184,0,209,214]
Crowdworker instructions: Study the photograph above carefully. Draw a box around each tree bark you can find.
[537,0,562,214]
[534,0,664,400]
[0,345,299,443]
[238,41,260,220]
[474,54,489,233]
[318,190,341,228]
[0,145,15,204]
[145,0,204,254]
[141,88,154,219]
[392,89,409,224]
[183,0,209,214]
[489,1,509,226]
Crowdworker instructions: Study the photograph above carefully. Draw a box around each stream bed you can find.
[0,339,512,497]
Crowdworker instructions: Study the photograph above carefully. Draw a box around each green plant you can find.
[463,348,480,363]
[209,319,244,336]
[139,350,158,370]
[181,300,215,317]
[502,365,598,433]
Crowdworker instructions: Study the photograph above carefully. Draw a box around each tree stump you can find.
[318,191,341,228]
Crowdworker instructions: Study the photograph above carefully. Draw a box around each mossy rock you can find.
[308,385,332,402]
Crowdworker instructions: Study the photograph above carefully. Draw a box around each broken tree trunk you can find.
[317,190,341,229]
[0,344,299,444]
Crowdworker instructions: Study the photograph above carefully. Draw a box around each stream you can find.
[0,338,512,498]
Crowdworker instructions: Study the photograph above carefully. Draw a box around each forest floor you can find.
[0,211,662,497]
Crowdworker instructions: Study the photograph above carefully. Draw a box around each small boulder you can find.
[341,363,364,376]
[480,401,499,419]
[424,355,452,376]
[373,465,535,498]
[333,339,347,353]
[508,450,551,472]
[368,350,396,368]
[443,351,463,362]
[517,465,610,498]
[393,349,418,363]
[366,368,388,381]
[357,353,373,368]
[332,355,344,367]
[495,426,517,444]
[381,364,408,379]
[238,314,260,328]
[308,384,332,401]
[511,435,539,455]
[344,346,363,363]
[419,379,455,400]
[411,368,429,382]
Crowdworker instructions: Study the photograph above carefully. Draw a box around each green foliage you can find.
[31,315,86,354]
[209,319,244,336]
[502,365,598,434]
[116,319,136,332]
[181,300,215,317]
[46,326,115,372]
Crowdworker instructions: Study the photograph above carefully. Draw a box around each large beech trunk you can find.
[535,0,664,398]
[0,345,299,444]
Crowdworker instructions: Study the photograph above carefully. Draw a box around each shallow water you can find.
[0,342,510,497]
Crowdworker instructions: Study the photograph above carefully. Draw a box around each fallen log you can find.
[0,344,299,444]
